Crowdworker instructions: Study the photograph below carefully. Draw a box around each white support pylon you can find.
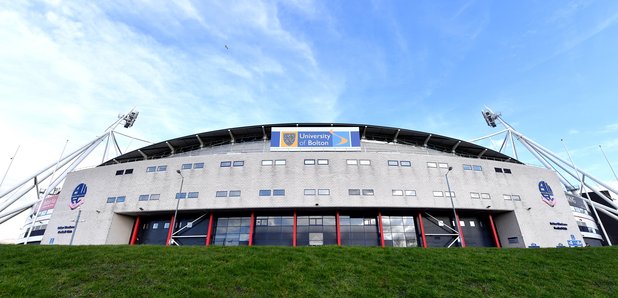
[473,108,617,246]
[0,110,141,238]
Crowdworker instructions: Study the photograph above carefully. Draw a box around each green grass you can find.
[0,245,617,297]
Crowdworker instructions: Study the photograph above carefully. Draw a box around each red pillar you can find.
[249,211,255,246]
[166,215,174,246]
[418,212,427,248]
[293,210,297,247]
[455,213,466,248]
[129,216,140,245]
[206,212,214,246]
[378,211,385,248]
[336,211,341,246]
[488,214,501,248]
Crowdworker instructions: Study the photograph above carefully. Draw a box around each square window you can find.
[348,189,361,196]
[150,194,160,200]
[470,192,480,199]
[116,196,126,203]
[481,193,491,199]
[153,223,159,229]
[259,190,271,196]
[512,195,521,201]
[405,190,416,196]
[216,191,228,197]
[463,165,472,171]
[164,223,170,229]
[261,160,273,166]
[427,162,437,168]
[106,197,116,203]
[115,170,124,175]
[317,159,329,165]
[233,161,244,167]
[176,193,187,199]
[433,191,444,197]
[273,189,285,196]
[318,189,330,196]
[504,168,512,174]
[275,159,286,165]
[400,161,411,167]
[359,160,371,165]
[472,165,483,171]
[194,162,204,169]
[188,192,199,198]
[229,190,241,197]
[146,166,156,172]
[362,189,374,196]
[304,159,316,165]
[182,163,192,170]
[157,165,167,172]
[503,194,512,200]
[495,167,503,173]
[392,190,404,196]
[438,163,449,169]
[346,159,358,165]
[220,161,232,167]
[304,189,316,195]
[138,195,149,201]
[388,160,399,166]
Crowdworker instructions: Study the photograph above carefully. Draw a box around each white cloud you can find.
[602,123,618,133]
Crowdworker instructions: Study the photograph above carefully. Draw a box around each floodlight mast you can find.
[0,110,141,236]
[474,108,616,246]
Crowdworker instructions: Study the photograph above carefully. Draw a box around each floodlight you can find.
[482,111,497,127]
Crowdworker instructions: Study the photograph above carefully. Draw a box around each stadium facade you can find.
[38,124,589,248]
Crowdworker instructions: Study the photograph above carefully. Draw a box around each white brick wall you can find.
[42,140,583,248]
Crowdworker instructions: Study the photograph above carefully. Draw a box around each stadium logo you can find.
[282,132,298,147]
[69,183,88,210]
[538,181,555,207]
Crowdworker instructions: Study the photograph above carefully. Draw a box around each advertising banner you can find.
[33,194,59,212]
[270,127,361,151]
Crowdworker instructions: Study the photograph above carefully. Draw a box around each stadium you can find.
[24,120,600,248]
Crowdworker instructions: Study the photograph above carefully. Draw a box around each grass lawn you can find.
[0,245,616,297]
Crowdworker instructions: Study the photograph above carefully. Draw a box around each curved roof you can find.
[100,123,521,166]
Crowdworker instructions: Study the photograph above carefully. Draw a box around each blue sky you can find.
[1,0,618,239]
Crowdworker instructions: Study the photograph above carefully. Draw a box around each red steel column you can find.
[455,213,466,248]
[249,211,255,246]
[293,210,297,247]
[206,212,214,246]
[166,215,174,246]
[378,211,385,248]
[129,216,140,245]
[418,212,427,248]
[488,214,501,248]
[336,211,341,246]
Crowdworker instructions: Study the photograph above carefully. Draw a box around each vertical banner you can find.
[270,127,361,151]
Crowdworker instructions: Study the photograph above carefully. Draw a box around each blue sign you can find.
[69,183,87,210]
[539,181,556,207]
[567,234,583,247]
[271,127,361,151]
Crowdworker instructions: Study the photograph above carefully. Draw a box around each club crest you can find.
[282,132,297,147]
[69,183,88,210]
[538,181,555,207]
